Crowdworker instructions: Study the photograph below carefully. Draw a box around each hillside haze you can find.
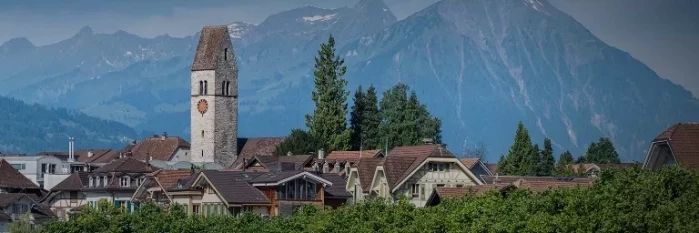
[0,0,696,161]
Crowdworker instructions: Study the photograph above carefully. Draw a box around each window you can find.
[201,130,205,138]
[204,81,208,95]
[49,164,56,174]
[99,176,104,187]
[10,163,26,170]
[456,184,464,188]
[120,176,130,187]
[199,81,204,95]
[277,179,318,200]
[41,163,47,177]
[224,48,228,61]
[70,191,78,203]
[201,150,204,157]
[207,186,215,194]
[222,81,226,95]
[192,204,200,215]
[137,177,145,186]
[226,81,230,96]
[411,184,420,197]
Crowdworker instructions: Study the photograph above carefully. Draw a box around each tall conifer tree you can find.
[306,35,350,151]
[538,138,555,176]
[350,85,381,150]
[498,122,536,175]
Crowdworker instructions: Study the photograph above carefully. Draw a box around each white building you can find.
[0,155,69,188]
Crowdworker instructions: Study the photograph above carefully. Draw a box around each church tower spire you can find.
[190,25,238,167]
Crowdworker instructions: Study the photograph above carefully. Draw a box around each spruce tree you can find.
[538,138,555,176]
[379,83,441,148]
[349,85,381,150]
[274,129,320,156]
[582,137,621,164]
[555,150,575,176]
[499,122,536,175]
[305,35,350,151]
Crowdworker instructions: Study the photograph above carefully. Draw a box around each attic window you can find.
[120,176,130,187]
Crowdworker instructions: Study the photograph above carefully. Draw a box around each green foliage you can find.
[349,85,381,150]
[555,150,576,176]
[379,83,442,149]
[9,213,40,233]
[305,35,351,152]
[498,122,538,175]
[537,138,555,176]
[274,129,321,155]
[41,168,699,233]
[579,137,621,164]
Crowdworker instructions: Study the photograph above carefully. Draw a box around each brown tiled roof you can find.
[0,193,26,207]
[93,157,154,173]
[326,150,381,162]
[513,179,593,192]
[192,25,230,71]
[39,149,120,164]
[357,157,383,191]
[236,155,313,172]
[128,136,190,161]
[653,123,699,169]
[0,159,40,190]
[151,170,196,191]
[51,172,88,191]
[200,171,270,205]
[234,137,286,166]
[435,184,511,199]
[384,144,454,189]
[321,173,351,198]
[461,158,480,169]
[481,175,594,185]
[485,163,498,174]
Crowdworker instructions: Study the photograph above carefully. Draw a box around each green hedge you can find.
[39,167,699,233]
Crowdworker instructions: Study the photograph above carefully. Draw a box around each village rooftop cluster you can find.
[0,26,696,231]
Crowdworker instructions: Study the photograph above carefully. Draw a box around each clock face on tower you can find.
[197,99,208,114]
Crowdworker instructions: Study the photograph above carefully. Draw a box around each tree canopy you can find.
[579,137,621,164]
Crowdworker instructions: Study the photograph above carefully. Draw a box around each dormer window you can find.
[88,176,94,187]
[120,176,130,187]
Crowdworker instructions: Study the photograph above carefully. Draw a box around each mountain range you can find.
[0,0,697,161]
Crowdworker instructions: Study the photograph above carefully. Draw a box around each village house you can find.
[0,160,54,231]
[43,157,155,218]
[0,154,66,189]
[311,150,384,176]
[346,144,483,207]
[130,169,198,208]
[644,123,699,170]
[460,157,493,180]
[133,169,348,217]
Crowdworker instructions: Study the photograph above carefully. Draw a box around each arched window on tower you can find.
[199,81,203,95]
[226,81,230,96]
[224,48,228,61]
[204,81,208,95]
[222,81,226,96]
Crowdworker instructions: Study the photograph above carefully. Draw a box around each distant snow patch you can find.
[524,0,545,12]
[302,14,336,22]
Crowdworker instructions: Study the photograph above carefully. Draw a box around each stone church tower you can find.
[190,26,238,167]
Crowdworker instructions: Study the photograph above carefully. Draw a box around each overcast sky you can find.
[1,0,697,97]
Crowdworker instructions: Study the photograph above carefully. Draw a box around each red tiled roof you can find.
[192,26,230,71]
[51,172,88,191]
[435,184,511,198]
[326,150,381,162]
[357,157,383,191]
[0,159,40,190]
[461,158,480,169]
[384,144,454,189]
[233,137,286,166]
[653,123,699,169]
[93,157,154,173]
[152,170,196,191]
[513,179,593,192]
[128,136,190,161]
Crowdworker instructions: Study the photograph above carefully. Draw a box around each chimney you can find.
[161,132,168,140]
[317,149,325,160]
[68,137,75,162]
[87,151,94,158]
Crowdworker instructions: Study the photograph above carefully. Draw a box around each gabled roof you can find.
[233,137,286,167]
[652,123,699,168]
[40,149,120,164]
[356,157,383,191]
[93,157,154,173]
[128,136,190,161]
[50,172,88,191]
[320,173,351,198]
[0,159,40,190]
[192,25,231,71]
[460,158,480,169]
[326,150,382,162]
[151,169,197,191]
[198,171,270,205]
[383,144,454,188]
